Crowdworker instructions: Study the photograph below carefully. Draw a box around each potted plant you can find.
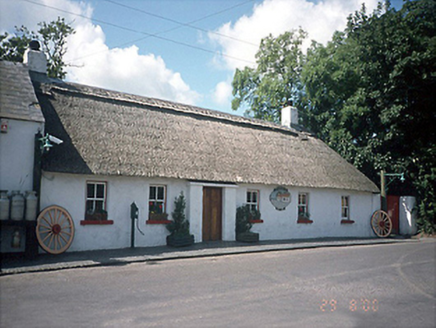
[166,192,194,247]
[235,205,260,242]
[85,208,108,221]
[297,211,313,223]
[149,202,169,221]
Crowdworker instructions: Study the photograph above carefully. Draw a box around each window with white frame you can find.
[86,181,107,216]
[341,196,350,219]
[149,185,166,214]
[246,190,259,212]
[298,193,309,218]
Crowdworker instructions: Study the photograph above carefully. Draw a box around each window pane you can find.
[252,192,257,203]
[95,201,104,212]
[157,201,164,213]
[96,184,105,198]
[86,200,94,213]
[342,207,348,218]
[246,192,251,203]
[157,186,164,200]
[87,184,95,198]
[150,186,156,200]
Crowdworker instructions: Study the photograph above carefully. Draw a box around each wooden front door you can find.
[387,195,400,234]
[202,187,222,241]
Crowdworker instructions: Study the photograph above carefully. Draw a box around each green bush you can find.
[235,205,261,234]
[166,192,190,237]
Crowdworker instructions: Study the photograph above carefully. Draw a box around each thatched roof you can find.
[34,80,379,193]
[0,61,44,123]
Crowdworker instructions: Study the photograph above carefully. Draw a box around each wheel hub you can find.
[52,224,61,235]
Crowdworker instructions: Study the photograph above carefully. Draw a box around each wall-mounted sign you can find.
[0,119,8,133]
[269,186,291,211]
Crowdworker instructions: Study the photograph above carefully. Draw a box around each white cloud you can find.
[209,0,379,71]
[0,0,92,34]
[65,23,200,104]
[213,80,233,106]
[0,0,199,105]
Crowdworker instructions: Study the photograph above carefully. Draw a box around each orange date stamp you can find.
[320,299,379,312]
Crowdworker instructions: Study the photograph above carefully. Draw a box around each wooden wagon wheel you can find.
[371,210,392,238]
[36,205,75,254]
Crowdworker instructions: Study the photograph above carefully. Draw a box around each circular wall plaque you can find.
[269,186,291,211]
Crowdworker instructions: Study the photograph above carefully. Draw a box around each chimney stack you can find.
[281,106,298,128]
[23,40,47,74]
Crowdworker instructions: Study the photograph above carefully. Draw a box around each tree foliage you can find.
[166,192,190,236]
[0,17,74,79]
[232,28,307,122]
[231,0,436,231]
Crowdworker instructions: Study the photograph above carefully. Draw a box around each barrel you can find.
[0,191,9,220]
[25,191,38,221]
[11,192,25,221]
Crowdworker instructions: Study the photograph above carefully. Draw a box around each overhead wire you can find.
[104,0,258,47]
[22,0,257,66]
[69,0,257,63]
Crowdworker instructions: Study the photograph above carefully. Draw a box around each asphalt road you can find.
[1,240,435,328]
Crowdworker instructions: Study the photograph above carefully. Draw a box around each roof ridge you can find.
[44,81,300,136]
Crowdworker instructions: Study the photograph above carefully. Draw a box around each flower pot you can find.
[85,212,108,221]
[236,231,259,243]
[166,234,194,247]
[149,213,169,221]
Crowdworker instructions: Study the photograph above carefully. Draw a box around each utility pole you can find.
[380,170,387,211]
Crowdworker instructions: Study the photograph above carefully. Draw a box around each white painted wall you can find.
[0,119,43,192]
[237,184,379,240]
[41,173,190,252]
[40,173,380,252]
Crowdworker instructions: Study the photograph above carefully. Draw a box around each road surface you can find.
[1,239,435,327]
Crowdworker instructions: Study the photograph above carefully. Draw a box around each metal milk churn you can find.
[25,191,38,221]
[11,191,25,221]
[0,191,9,220]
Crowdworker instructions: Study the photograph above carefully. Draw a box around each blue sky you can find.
[0,0,406,116]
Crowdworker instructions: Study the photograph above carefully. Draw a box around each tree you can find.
[232,0,436,232]
[231,28,307,122]
[303,0,436,231]
[0,17,74,79]
[166,192,190,237]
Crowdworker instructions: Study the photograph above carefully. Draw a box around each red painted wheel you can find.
[36,205,75,254]
[371,210,392,238]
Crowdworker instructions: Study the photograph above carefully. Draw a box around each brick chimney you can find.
[281,106,298,128]
[23,40,47,74]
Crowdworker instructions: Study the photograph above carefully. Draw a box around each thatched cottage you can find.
[1,48,380,252]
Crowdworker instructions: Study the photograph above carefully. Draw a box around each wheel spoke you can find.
[41,216,52,227]
[59,233,69,244]
[39,223,52,230]
[48,210,55,225]
[55,209,62,224]
[47,234,54,248]
[41,232,52,243]
[58,215,67,227]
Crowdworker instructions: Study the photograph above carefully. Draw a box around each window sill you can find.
[146,220,172,225]
[248,219,264,224]
[341,219,355,224]
[80,220,114,225]
[297,218,313,224]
